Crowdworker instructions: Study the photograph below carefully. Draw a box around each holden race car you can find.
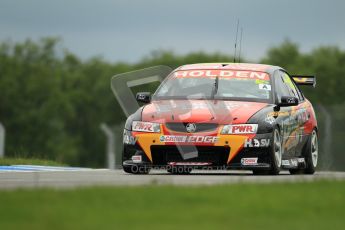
[122,63,318,175]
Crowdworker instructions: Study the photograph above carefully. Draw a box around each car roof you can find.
[176,63,283,75]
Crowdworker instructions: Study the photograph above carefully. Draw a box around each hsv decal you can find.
[174,70,269,80]
[244,138,270,148]
[160,135,219,143]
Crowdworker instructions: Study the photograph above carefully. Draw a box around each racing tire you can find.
[167,166,192,175]
[268,128,282,175]
[303,129,318,175]
[123,165,151,174]
[252,128,282,175]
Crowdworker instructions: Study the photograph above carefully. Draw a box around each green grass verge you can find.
[0,181,344,229]
[0,157,66,166]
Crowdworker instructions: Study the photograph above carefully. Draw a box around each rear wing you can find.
[291,75,316,87]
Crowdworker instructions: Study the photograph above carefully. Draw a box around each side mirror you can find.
[278,96,298,107]
[136,92,151,104]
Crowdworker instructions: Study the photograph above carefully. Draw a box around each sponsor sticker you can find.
[241,158,258,166]
[132,121,156,132]
[259,84,271,91]
[131,155,142,163]
[223,124,258,134]
[160,135,219,143]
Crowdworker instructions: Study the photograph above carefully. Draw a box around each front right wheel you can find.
[269,128,282,175]
[253,128,282,175]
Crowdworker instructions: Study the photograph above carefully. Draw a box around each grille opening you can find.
[151,145,230,166]
[165,123,218,133]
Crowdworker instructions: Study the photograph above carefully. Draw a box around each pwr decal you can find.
[223,124,258,134]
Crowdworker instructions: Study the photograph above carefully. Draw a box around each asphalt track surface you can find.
[1,169,345,189]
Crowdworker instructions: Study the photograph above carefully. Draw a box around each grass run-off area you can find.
[0,180,344,230]
[0,157,66,166]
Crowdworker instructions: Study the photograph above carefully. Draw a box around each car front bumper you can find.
[123,129,273,170]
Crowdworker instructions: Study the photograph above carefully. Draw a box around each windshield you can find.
[153,70,272,102]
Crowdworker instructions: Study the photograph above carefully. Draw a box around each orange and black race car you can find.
[122,63,318,175]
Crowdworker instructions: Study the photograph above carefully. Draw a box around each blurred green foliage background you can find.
[1,181,344,230]
[0,38,344,168]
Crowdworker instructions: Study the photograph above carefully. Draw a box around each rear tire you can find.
[303,130,318,174]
